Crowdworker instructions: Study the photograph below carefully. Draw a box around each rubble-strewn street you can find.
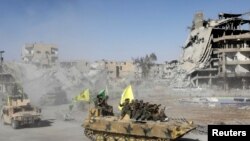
[2,85,250,141]
[0,104,206,141]
[1,1,250,141]
[2,60,250,141]
[1,61,250,141]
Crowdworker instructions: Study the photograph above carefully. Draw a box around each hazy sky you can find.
[1,0,250,62]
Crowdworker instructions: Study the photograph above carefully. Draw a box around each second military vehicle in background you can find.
[1,95,42,129]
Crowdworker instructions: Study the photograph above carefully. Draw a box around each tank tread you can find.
[168,117,188,123]
[84,128,170,141]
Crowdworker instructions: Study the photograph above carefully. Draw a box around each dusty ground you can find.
[1,88,250,141]
[0,105,206,141]
[0,120,85,141]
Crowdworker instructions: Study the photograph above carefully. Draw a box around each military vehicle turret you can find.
[82,104,195,141]
[1,95,42,129]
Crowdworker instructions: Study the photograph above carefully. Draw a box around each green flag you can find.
[97,89,105,99]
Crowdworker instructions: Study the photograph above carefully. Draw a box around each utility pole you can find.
[0,50,5,73]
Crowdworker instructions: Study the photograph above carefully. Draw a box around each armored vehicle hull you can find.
[83,108,195,141]
[1,98,41,129]
[2,110,41,128]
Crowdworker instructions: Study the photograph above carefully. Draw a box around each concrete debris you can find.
[180,12,250,89]
[180,97,250,107]
[3,62,108,106]
[238,106,250,110]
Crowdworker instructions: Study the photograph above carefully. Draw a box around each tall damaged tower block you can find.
[181,12,250,89]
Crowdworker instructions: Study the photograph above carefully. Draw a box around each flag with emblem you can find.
[118,85,134,110]
[74,89,90,102]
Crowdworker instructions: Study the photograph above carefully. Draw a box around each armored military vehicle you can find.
[82,107,195,141]
[1,95,42,129]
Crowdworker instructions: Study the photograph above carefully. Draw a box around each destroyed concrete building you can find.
[149,64,163,79]
[100,60,135,79]
[0,52,16,97]
[60,60,90,72]
[0,73,15,94]
[134,60,178,80]
[21,43,58,67]
[162,60,178,79]
[181,12,250,89]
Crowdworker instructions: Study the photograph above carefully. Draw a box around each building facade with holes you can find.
[182,12,250,89]
[21,43,58,67]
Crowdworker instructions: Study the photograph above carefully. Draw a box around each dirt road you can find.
[0,120,86,141]
[0,104,206,141]
[2,88,250,141]
[0,105,88,141]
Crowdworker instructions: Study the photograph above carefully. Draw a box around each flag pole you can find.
[106,85,109,96]
[88,95,93,118]
[88,95,91,113]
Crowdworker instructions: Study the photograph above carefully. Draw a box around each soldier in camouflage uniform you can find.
[131,99,139,118]
[102,96,114,116]
[140,102,152,120]
[94,95,105,108]
[158,107,168,122]
[119,98,131,119]
[151,104,161,121]
[94,95,113,116]
[134,100,144,120]
[128,99,134,118]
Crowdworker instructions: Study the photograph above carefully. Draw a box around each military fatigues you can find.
[102,96,114,116]
[140,103,152,120]
[134,100,144,120]
[158,108,168,121]
[120,99,131,119]
[94,95,114,116]
[131,100,139,118]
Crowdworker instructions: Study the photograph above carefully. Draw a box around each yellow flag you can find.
[74,89,90,102]
[118,85,134,110]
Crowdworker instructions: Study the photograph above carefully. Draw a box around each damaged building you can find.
[21,43,59,67]
[147,61,178,79]
[162,60,179,79]
[101,60,135,79]
[181,12,250,89]
[0,52,17,97]
[60,60,90,72]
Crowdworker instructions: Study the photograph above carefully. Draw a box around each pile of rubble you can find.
[3,61,137,106]
[3,62,107,105]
